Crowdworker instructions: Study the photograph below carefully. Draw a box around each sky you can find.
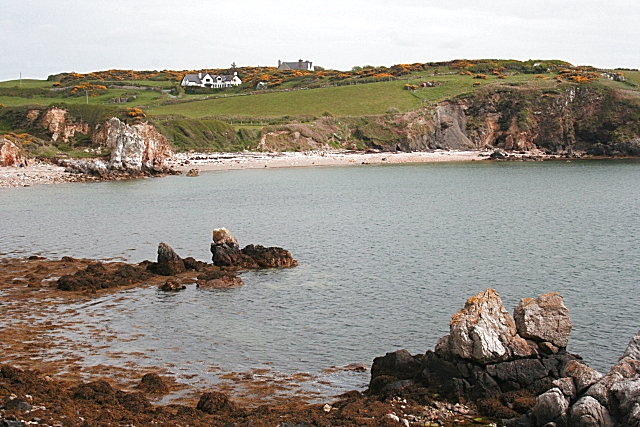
[1,0,638,81]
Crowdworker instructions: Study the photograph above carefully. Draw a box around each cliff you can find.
[254,84,640,156]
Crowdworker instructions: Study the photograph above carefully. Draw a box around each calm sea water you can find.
[1,160,639,391]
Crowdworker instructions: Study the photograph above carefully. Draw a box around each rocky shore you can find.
[1,240,638,427]
[366,289,640,427]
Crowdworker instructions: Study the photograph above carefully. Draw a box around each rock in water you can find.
[210,228,297,269]
[156,242,185,276]
[240,244,298,268]
[186,168,199,177]
[446,288,533,364]
[211,228,241,266]
[514,292,572,348]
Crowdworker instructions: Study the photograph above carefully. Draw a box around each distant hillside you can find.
[0,60,639,157]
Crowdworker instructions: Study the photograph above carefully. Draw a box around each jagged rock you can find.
[92,117,173,172]
[586,331,640,408]
[42,107,89,143]
[211,228,241,266]
[570,396,613,427]
[0,137,25,167]
[514,292,572,348]
[155,242,185,276]
[563,360,602,394]
[447,288,533,364]
[530,388,569,427]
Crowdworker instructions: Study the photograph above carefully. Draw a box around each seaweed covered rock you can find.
[57,262,150,291]
[210,228,297,269]
[155,242,185,276]
[196,268,244,289]
[196,391,235,414]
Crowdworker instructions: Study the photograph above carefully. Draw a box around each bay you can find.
[1,160,639,388]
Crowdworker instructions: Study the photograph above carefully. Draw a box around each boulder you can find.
[159,279,186,291]
[186,168,199,177]
[610,379,640,417]
[553,377,577,400]
[155,242,185,276]
[448,289,533,364]
[563,360,602,395]
[138,373,169,394]
[530,388,569,427]
[514,292,572,348]
[570,396,613,427]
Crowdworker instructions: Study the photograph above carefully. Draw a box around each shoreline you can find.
[2,149,637,188]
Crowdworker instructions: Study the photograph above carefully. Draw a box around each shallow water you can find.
[1,160,639,391]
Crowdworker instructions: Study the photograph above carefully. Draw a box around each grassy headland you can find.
[1,60,638,156]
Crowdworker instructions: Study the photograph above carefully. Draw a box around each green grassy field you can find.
[146,72,557,118]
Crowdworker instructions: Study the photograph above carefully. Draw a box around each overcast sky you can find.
[1,0,638,80]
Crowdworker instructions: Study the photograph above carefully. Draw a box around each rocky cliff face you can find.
[60,117,174,178]
[30,108,89,143]
[0,136,25,167]
[92,117,173,172]
[254,85,640,156]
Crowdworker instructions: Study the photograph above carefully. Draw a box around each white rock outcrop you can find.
[444,288,533,364]
[93,117,173,172]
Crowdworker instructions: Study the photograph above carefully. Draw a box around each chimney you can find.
[278,60,281,67]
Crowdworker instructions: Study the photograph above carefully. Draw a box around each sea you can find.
[1,159,639,396]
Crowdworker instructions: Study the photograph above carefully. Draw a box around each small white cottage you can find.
[181,72,242,88]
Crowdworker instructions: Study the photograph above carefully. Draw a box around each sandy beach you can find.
[167,149,489,172]
[0,150,492,188]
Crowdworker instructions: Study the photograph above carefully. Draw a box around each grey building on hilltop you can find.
[277,59,313,71]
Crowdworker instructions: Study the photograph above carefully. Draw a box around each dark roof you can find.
[278,61,312,71]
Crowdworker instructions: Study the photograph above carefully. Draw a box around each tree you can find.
[230,62,237,70]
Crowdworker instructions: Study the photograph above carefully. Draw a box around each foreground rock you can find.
[210,228,298,269]
[369,288,640,427]
[369,289,585,421]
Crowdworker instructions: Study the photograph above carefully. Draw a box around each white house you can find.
[181,72,242,88]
